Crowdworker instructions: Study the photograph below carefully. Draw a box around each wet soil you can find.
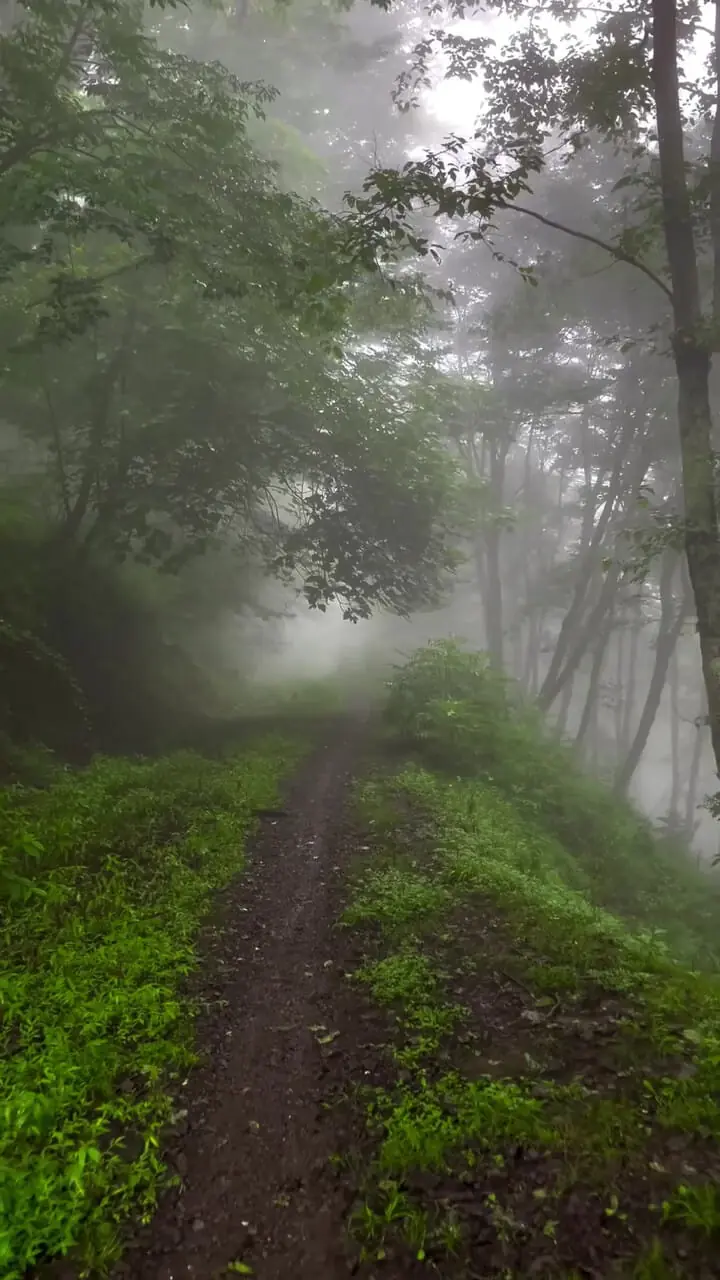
[45,723,720,1280]
[112,718,386,1280]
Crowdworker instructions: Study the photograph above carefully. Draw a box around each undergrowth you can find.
[0,736,304,1279]
[341,643,720,1277]
[386,640,720,964]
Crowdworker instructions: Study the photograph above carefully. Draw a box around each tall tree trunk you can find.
[589,690,601,770]
[684,716,705,840]
[555,672,574,737]
[575,611,615,750]
[613,626,626,752]
[525,611,543,695]
[539,560,622,710]
[522,611,538,688]
[483,444,506,668]
[652,0,720,776]
[539,415,638,703]
[621,602,642,754]
[614,555,687,794]
[669,645,681,816]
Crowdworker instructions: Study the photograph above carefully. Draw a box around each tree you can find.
[0,0,462,622]
[354,0,720,776]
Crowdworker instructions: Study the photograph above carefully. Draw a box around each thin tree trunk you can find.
[484,522,504,668]
[589,691,600,770]
[575,612,614,750]
[684,718,705,840]
[621,603,642,754]
[539,560,622,711]
[613,627,625,752]
[614,556,687,794]
[523,611,539,687]
[669,645,681,816]
[539,418,637,703]
[526,612,543,695]
[555,672,574,738]
[483,444,506,668]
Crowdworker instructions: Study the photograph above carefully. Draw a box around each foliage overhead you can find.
[0,0,464,623]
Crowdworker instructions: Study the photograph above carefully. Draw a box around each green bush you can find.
[0,736,303,1278]
[386,641,720,962]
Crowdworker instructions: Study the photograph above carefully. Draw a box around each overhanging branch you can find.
[510,204,675,303]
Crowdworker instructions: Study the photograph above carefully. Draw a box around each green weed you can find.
[0,736,304,1278]
[353,1178,462,1264]
[342,643,720,1274]
[633,1238,678,1279]
[343,863,450,936]
[372,1074,554,1176]
[355,947,440,1007]
[661,1182,720,1237]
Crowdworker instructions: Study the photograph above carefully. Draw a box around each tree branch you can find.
[509,203,675,302]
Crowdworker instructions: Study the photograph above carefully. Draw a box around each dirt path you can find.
[115,720,373,1280]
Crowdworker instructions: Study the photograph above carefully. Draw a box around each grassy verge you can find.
[340,644,720,1278]
[386,641,720,963]
[0,736,305,1279]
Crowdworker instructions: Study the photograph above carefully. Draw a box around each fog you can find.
[2,0,719,860]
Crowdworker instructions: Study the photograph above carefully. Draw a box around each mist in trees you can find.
[2,0,719,859]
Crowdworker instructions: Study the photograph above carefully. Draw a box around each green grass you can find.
[0,736,305,1279]
[386,640,720,964]
[340,643,720,1275]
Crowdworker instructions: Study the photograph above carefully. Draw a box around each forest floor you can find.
[26,713,720,1280]
[108,717,375,1280]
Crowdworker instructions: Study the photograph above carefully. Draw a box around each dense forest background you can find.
[1,0,719,858]
[7,8,720,1278]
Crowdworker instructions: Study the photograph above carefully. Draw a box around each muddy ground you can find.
[112,718,386,1280]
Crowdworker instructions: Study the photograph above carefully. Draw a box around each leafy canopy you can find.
[0,0,463,619]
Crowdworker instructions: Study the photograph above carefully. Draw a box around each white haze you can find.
[161,1,719,863]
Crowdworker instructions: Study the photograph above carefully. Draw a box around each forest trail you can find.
[30,685,720,1280]
[113,719,374,1280]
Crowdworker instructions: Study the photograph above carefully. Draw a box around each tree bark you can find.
[652,0,720,776]
[669,644,681,816]
[575,611,615,751]
[483,443,506,667]
[614,555,687,794]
